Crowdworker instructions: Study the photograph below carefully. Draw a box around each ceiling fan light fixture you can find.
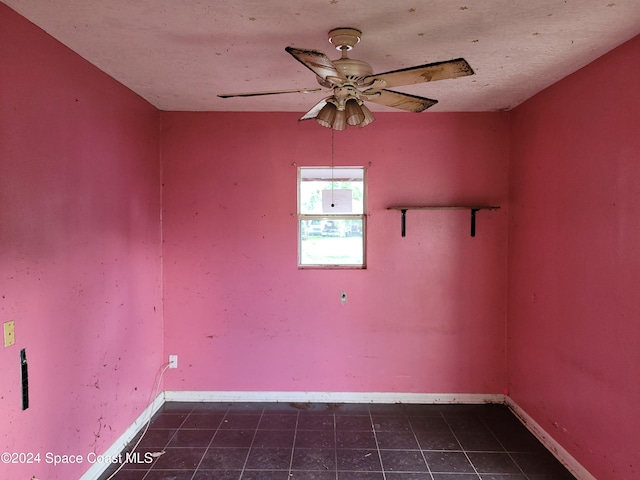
[359,103,375,127]
[314,95,374,129]
[332,109,347,131]
[316,102,337,128]
[345,98,365,126]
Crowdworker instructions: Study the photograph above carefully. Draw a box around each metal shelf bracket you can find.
[388,205,500,238]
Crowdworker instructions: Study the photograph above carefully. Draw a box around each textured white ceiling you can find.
[4,0,640,113]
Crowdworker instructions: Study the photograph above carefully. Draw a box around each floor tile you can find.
[96,402,576,480]
[150,447,206,470]
[258,413,299,429]
[445,416,492,434]
[291,448,336,471]
[199,447,250,470]
[379,449,428,472]
[385,472,433,479]
[432,474,480,480]
[210,429,255,448]
[409,416,450,431]
[225,402,265,413]
[241,470,291,480]
[182,413,225,429]
[297,414,335,431]
[190,403,233,412]
[192,470,242,480]
[510,452,574,477]
[467,452,523,475]
[245,447,292,470]
[334,404,371,415]
[143,470,195,480]
[415,429,462,450]
[455,431,505,452]
[528,475,576,480]
[372,415,412,432]
[338,472,385,479]
[219,414,261,430]
[402,404,444,416]
[166,428,216,447]
[336,415,373,431]
[159,402,197,413]
[295,429,336,448]
[368,403,405,414]
[291,472,337,480]
[336,448,382,471]
[253,428,296,448]
[376,430,420,449]
[100,470,147,480]
[423,451,475,473]
[149,413,188,429]
[136,428,177,448]
[478,475,527,480]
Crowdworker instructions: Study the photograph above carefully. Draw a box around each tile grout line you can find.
[236,406,266,478]
[475,411,533,480]
[410,409,436,480]
[287,410,301,477]
[332,412,339,480]
[188,405,231,480]
[442,410,482,480]
[368,406,387,480]
[142,407,195,480]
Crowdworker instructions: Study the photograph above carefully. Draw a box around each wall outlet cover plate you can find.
[4,321,15,347]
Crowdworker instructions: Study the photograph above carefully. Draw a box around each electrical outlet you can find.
[168,355,178,369]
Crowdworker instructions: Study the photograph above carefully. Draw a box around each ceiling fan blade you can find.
[365,58,474,88]
[285,47,348,85]
[218,87,322,98]
[298,98,330,121]
[363,89,438,112]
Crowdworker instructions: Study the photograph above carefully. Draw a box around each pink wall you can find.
[0,5,162,479]
[161,111,510,394]
[9,2,638,478]
[508,35,640,479]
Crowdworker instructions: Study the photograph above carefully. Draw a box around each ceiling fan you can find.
[218,28,474,130]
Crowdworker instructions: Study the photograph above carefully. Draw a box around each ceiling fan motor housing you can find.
[326,28,373,85]
[332,57,373,85]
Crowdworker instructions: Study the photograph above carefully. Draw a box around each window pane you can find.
[299,218,364,266]
[299,168,364,215]
[298,167,365,268]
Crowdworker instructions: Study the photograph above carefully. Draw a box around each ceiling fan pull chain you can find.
[331,129,335,207]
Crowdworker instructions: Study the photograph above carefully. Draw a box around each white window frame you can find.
[297,166,366,269]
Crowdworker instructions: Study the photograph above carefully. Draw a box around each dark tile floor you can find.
[98,402,576,480]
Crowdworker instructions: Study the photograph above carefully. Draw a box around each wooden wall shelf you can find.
[387,206,500,237]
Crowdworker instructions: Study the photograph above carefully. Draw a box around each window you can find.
[298,167,365,268]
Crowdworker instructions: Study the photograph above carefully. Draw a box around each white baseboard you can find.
[505,397,596,480]
[163,390,505,404]
[80,392,165,480]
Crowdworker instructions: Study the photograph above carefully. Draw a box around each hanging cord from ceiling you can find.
[331,128,335,208]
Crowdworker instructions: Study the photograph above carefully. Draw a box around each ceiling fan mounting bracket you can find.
[328,28,362,51]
